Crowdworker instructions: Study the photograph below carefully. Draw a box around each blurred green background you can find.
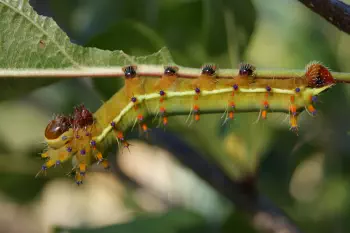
[1,0,350,232]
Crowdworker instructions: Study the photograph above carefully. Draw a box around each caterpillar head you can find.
[40,105,103,182]
[45,115,73,149]
[305,62,335,89]
[302,62,336,103]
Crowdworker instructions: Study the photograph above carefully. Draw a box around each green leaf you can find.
[0,171,48,203]
[0,78,58,100]
[0,0,174,100]
[223,0,256,58]
[86,0,202,99]
[221,211,257,233]
[87,19,166,100]
[54,208,213,233]
[0,0,173,68]
[87,20,165,56]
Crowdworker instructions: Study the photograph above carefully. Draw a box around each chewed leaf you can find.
[0,0,174,100]
[0,0,173,68]
[1,0,171,68]
[133,47,174,65]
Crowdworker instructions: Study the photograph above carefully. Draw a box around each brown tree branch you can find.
[139,129,303,233]
[297,0,350,34]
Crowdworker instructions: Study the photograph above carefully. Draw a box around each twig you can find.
[297,0,350,34]
[140,129,303,233]
[0,67,350,83]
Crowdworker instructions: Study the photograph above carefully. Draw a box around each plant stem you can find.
[145,129,303,233]
[297,0,350,34]
[0,67,350,83]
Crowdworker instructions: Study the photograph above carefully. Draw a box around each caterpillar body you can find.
[38,62,335,184]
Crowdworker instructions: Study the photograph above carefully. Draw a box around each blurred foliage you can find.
[0,0,350,233]
[55,208,213,233]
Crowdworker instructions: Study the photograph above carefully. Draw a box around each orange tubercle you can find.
[159,106,166,114]
[263,100,269,109]
[116,131,124,141]
[290,95,295,103]
[163,116,168,125]
[307,104,317,116]
[142,123,148,132]
[96,152,103,162]
[195,114,200,121]
[137,114,144,122]
[193,105,200,121]
[122,140,131,150]
[229,111,234,120]
[290,104,297,115]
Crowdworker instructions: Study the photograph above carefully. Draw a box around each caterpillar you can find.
[37,61,335,184]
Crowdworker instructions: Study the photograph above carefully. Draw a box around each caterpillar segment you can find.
[153,67,177,128]
[237,63,256,85]
[38,62,335,184]
[154,66,178,91]
[192,64,217,90]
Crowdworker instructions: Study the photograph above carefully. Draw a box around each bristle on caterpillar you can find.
[305,62,335,88]
[123,65,137,79]
[38,62,336,184]
[239,63,256,77]
[201,64,216,76]
[72,104,94,130]
[164,66,178,76]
